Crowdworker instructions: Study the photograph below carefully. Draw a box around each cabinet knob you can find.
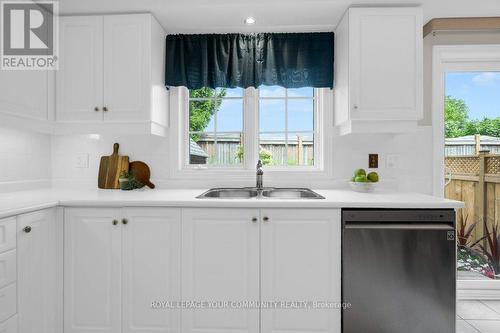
[103,106,109,112]
[122,218,128,225]
[353,105,358,110]
[94,106,100,112]
[263,216,269,222]
[23,226,32,233]
[112,220,118,226]
[252,217,258,223]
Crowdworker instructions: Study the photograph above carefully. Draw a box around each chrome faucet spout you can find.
[256,160,264,190]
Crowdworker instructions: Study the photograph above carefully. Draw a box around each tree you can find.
[189,88,226,141]
[464,117,500,138]
[444,95,469,138]
[444,95,500,138]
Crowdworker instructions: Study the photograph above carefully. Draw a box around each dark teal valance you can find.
[165,32,334,89]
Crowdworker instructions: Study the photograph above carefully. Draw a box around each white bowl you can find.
[349,181,377,193]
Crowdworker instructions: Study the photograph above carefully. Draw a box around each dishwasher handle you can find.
[345,223,455,230]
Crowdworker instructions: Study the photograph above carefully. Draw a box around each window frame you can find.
[168,86,334,183]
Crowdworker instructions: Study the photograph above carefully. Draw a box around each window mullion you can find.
[244,87,258,170]
[284,89,289,166]
[214,101,218,165]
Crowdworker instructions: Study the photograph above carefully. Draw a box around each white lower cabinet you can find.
[181,209,260,333]
[64,206,341,333]
[16,208,62,333]
[260,209,341,333]
[181,208,341,333]
[121,208,181,333]
[64,208,181,333]
[64,208,122,333]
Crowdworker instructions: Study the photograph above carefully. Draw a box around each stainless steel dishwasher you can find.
[342,209,456,333]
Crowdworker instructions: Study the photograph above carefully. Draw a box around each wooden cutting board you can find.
[129,161,155,189]
[98,143,129,189]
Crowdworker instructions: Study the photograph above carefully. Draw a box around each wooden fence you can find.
[445,152,500,242]
[198,135,314,166]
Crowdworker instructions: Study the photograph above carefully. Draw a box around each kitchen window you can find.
[185,86,321,170]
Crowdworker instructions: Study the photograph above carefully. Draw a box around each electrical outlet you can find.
[368,154,378,168]
[75,153,89,168]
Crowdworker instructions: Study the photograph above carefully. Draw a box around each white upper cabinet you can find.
[334,7,423,135]
[56,14,169,136]
[103,15,149,122]
[0,4,53,134]
[0,61,52,134]
[57,16,103,122]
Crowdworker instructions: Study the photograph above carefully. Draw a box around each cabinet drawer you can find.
[0,219,16,254]
[0,315,17,333]
[0,284,16,323]
[0,251,15,290]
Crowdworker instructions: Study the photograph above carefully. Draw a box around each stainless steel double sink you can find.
[196,188,325,199]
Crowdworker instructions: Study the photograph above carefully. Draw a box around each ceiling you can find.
[54,0,500,33]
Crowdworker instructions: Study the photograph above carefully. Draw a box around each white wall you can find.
[0,127,51,192]
[51,127,434,193]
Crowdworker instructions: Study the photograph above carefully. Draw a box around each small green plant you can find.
[235,146,273,165]
[259,149,273,165]
[457,246,493,277]
[119,170,130,179]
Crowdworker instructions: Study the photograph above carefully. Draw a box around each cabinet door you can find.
[64,208,121,333]
[17,208,62,333]
[0,70,48,121]
[182,208,260,333]
[122,208,181,333]
[261,209,341,333]
[57,16,103,121]
[103,14,150,122]
[350,8,422,121]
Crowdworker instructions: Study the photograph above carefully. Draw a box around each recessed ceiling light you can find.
[244,17,256,25]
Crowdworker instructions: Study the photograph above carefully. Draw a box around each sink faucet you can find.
[256,160,264,190]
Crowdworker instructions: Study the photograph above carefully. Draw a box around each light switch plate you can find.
[386,154,401,169]
[75,153,89,168]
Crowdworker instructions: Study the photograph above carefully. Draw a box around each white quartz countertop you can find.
[0,188,464,219]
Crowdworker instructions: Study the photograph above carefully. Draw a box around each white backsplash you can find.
[50,127,434,194]
[0,127,51,192]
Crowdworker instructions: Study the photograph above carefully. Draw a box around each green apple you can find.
[354,175,367,183]
[354,168,366,177]
[367,172,379,183]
